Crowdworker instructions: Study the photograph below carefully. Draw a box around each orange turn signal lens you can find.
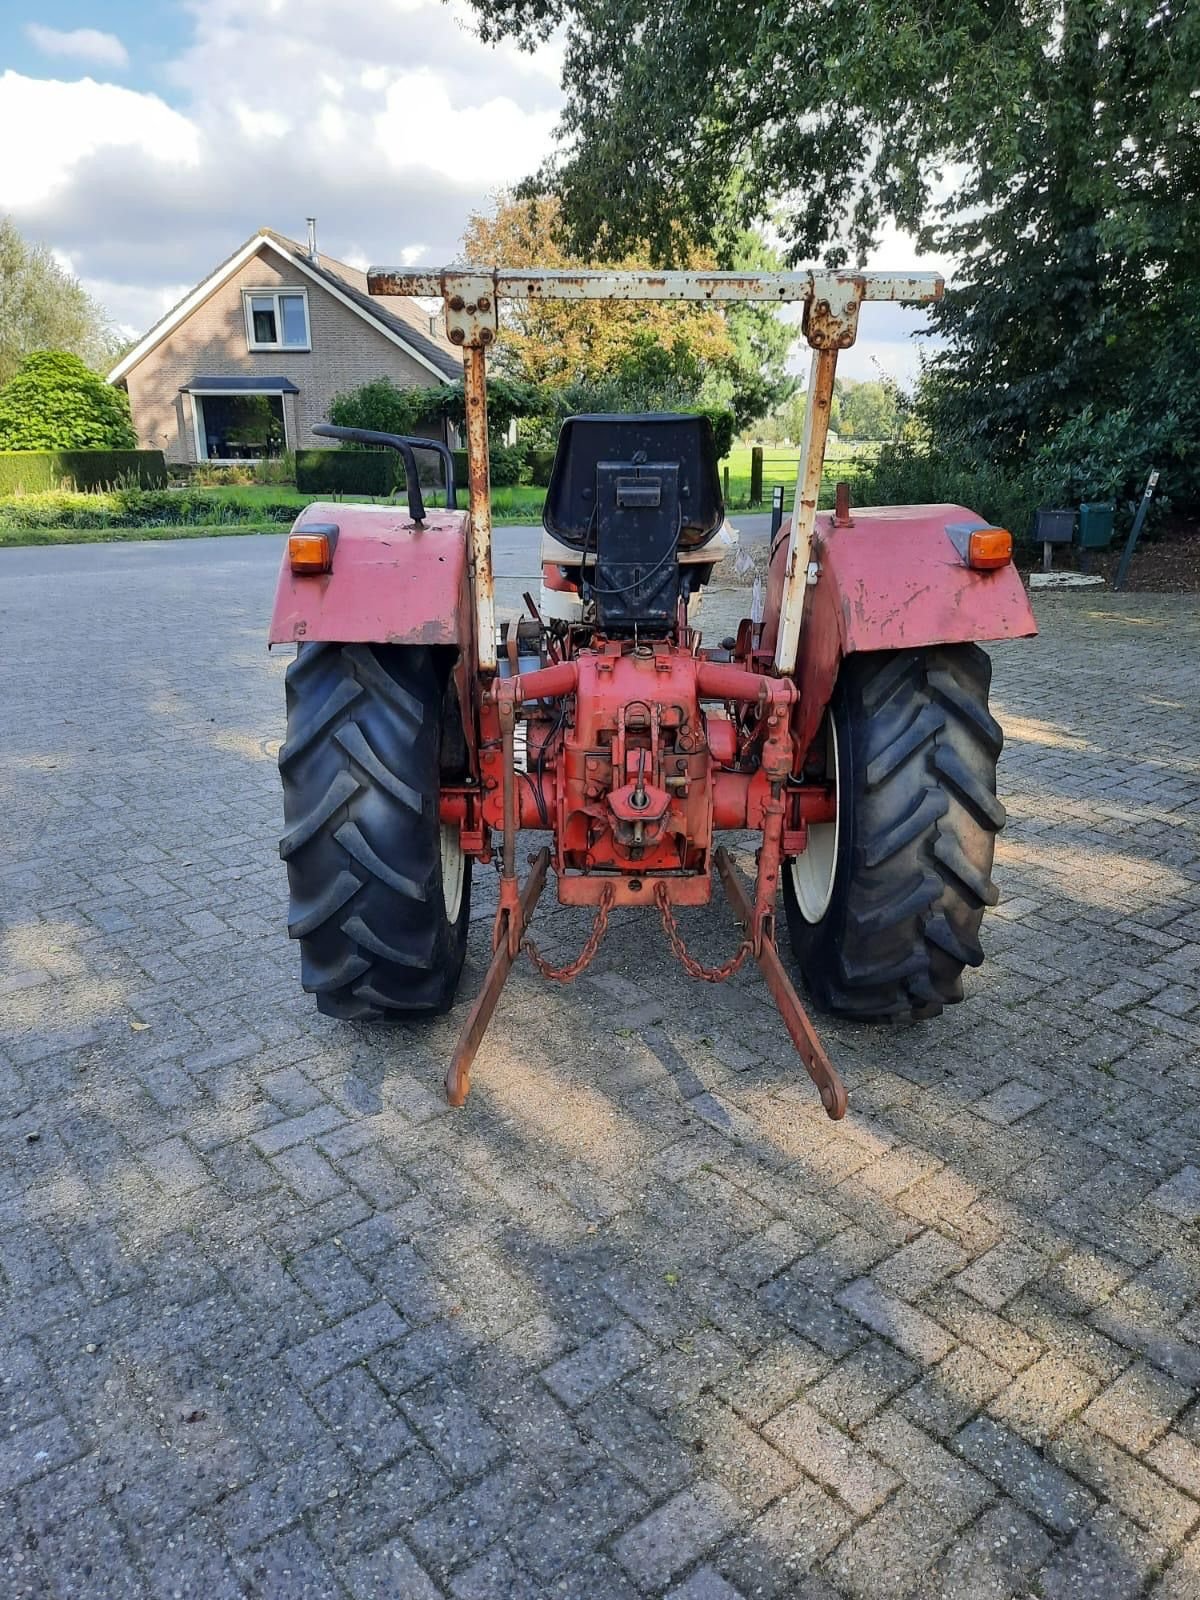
[967,528,1012,570]
[288,533,332,574]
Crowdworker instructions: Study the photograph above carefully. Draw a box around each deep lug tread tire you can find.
[279,643,470,1020]
[783,644,1004,1022]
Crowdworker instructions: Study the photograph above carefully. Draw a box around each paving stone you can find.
[614,1479,740,1590]
[1038,1505,1167,1600]
[309,1365,415,1472]
[835,1276,956,1364]
[1048,1421,1200,1544]
[511,1463,647,1581]
[806,1337,920,1428]
[955,1415,1096,1533]
[716,1479,853,1599]
[666,1567,747,1600]
[824,1485,955,1599]
[283,1300,407,1389]
[915,1498,1051,1600]
[6,552,1200,1598]
[988,1352,1101,1443]
[763,1399,900,1514]
[859,1411,994,1529]
[1148,1166,1200,1222]
[542,1321,653,1410]
[954,1240,1047,1310]
[1083,1359,1192,1454]
[672,1395,801,1511]
[409,1461,545,1577]
[339,1535,442,1600]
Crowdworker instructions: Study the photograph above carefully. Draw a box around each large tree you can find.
[461,0,1200,482]
[0,217,118,385]
[462,193,793,427]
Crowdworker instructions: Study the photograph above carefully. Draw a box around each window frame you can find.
[242,287,311,352]
[191,389,291,462]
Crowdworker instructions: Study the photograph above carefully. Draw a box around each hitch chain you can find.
[654,884,753,982]
[524,885,615,982]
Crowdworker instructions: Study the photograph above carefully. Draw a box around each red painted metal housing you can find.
[268,503,470,646]
[761,503,1038,759]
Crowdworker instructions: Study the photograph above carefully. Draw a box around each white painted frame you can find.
[242,287,311,352]
[190,388,291,463]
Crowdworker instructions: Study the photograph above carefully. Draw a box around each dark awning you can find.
[180,375,299,393]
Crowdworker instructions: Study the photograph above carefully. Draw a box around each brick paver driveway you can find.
[2,535,1199,1599]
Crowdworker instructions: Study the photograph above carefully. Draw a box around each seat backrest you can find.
[542,413,724,552]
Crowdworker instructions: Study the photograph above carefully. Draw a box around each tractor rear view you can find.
[270,268,1036,1116]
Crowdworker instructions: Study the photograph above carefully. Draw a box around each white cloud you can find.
[0,71,200,208]
[375,69,558,185]
[24,24,130,70]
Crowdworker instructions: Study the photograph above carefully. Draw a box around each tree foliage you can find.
[837,381,900,442]
[460,0,1200,503]
[0,217,119,385]
[329,374,539,442]
[462,193,793,428]
[0,352,136,450]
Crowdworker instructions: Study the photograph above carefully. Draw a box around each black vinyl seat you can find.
[542,414,725,552]
[542,414,725,633]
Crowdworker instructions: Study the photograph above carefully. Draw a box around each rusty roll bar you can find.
[365,266,943,680]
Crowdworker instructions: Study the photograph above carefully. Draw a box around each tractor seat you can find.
[542,413,725,554]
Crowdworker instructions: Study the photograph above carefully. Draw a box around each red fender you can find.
[268,502,471,647]
[759,503,1038,760]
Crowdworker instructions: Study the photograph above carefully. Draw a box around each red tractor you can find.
[270,268,1036,1116]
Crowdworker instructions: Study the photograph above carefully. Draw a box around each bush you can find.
[0,352,137,449]
[446,445,526,490]
[860,444,1041,543]
[1033,405,1181,525]
[697,406,736,463]
[255,451,296,486]
[295,448,395,497]
[0,449,167,494]
[525,446,557,485]
[0,487,295,530]
[488,443,525,487]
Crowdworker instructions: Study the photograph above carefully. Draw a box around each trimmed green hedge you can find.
[0,450,167,495]
[295,448,396,497]
[0,488,296,531]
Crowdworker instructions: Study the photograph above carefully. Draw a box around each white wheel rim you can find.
[440,824,465,923]
[790,715,840,924]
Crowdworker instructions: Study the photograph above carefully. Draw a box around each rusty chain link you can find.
[524,884,615,982]
[654,883,753,982]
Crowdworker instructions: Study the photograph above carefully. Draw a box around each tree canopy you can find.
[0,217,119,386]
[0,352,136,450]
[460,0,1200,503]
[461,193,793,428]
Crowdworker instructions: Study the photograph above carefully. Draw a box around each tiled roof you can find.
[264,231,460,381]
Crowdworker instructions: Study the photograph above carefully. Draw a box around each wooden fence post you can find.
[750,446,763,506]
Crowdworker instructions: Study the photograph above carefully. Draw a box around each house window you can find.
[194,393,287,459]
[243,289,310,351]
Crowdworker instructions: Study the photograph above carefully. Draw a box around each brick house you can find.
[108,226,460,464]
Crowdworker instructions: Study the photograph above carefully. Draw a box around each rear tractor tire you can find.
[278,643,470,1020]
[782,644,1005,1021]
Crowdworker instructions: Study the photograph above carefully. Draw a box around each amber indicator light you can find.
[288,533,332,574]
[968,528,1012,570]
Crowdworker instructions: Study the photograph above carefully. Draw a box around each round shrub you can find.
[0,352,137,450]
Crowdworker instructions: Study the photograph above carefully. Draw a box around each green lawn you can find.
[198,482,550,524]
[0,445,884,547]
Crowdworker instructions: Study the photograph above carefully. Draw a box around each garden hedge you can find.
[295,448,396,497]
[0,450,167,494]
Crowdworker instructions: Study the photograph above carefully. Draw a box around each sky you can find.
[0,0,941,386]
